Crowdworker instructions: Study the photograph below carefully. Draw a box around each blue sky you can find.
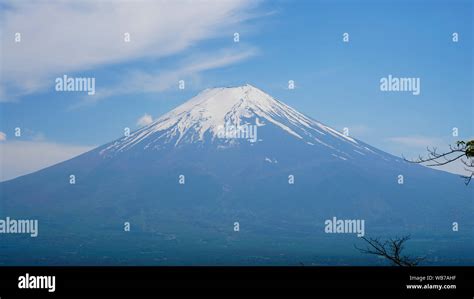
[0,0,472,180]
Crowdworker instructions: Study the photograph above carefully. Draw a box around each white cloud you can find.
[386,135,473,176]
[69,47,258,109]
[343,124,372,138]
[0,141,95,182]
[0,132,6,141]
[137,113,153,127]
[0,0,257,99]
[429,159,473,177]
[0,86,15,103]
[386,136,444,149]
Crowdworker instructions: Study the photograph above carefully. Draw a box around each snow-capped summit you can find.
[101,84,368,155]
[3,86,471,267]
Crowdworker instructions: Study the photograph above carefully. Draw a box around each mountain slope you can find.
[0,85,472,265]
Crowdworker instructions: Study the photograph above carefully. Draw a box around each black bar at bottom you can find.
[0,266,472,298]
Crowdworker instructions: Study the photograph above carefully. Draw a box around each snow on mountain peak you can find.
[101,84,360,154]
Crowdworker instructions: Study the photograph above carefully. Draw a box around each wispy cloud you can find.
[430,159,473,177]
[0,141,95,182]
[386,136,445,149]
[0,132,6,141]
[70,47,258,109]
[136,113,154,127]
[386,135,473,176]
[0,0,258,100]
[343,124,373,138]
[0,86,15,103]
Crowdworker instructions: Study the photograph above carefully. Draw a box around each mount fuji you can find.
[0,84,472,265]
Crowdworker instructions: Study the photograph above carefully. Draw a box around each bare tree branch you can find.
[404,140,474,185]
[355,235,424,267]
